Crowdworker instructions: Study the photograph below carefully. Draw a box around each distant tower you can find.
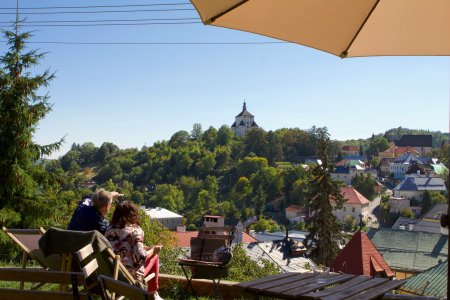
[231,101,259,137]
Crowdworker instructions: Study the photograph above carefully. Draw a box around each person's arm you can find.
[144,244,162,257]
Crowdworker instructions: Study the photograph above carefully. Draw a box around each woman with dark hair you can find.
[105,201,163,300]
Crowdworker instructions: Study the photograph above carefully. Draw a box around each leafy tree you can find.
[343,216,356,232]
[266,130,283,165]
[351,173,376,200]
[202,126,217,151]
[214,145,231,169]
[305,128,344,266]
[236,156,268,178]
[79,142,97,166]
[422,190,432,214]
[168,130,190,148]
[0,29,63,227]
[400,208,414,218]
[368,135,389,155]
[243,128,268,157]
[227,246,279,282]
[371,157,380,168]
[216,124,233,146]
[190,123,203,141]
[94,142,119,163]
[151,184,184,212]
[60,149,81,171]
[252,217,280,233]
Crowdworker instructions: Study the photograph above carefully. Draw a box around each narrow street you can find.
[368,196,381,228]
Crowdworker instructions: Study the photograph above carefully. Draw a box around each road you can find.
[367,195,381,228]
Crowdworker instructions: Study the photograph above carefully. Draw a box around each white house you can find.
[330,160,366,185]
[331,186,371,223]
[143,207,183,230]
[231,101,259,137]
[393,174,447,200]
[285,205,307,223]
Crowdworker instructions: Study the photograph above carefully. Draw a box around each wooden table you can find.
[236,272,405,300]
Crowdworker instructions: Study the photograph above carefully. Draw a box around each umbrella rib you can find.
[340,0,381,58]
[207,0,249,24]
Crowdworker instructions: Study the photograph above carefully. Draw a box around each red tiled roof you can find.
[285,204,301,212]
[331,231,394,277]
[342,145,359,152]
[341,186,370,205]
[330,186,370,205]
[173,230,257,247]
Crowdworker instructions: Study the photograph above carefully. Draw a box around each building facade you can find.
[231,101,258,137]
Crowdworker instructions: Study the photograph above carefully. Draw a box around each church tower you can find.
[231,101,259,137]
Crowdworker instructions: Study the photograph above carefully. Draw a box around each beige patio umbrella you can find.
[190,0,450,58]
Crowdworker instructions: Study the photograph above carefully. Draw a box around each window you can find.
[352,207,356,213]
[343,207,346,212]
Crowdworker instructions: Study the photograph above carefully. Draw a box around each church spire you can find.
[243,100,247,111]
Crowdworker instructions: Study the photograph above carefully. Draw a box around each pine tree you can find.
[305,128,345,266]
[0,29,63,227]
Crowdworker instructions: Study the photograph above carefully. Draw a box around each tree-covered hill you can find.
[45,125,448,230]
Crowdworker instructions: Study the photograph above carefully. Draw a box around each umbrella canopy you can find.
[190,0,450,58]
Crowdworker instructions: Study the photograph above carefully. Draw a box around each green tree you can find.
[236,156,268,178]
[0,29,63,227]
[202,126,217,151]
[151,184,184,212]
[266,130,283,165]
[422,190,432,214]
[368,135,389,155]
[351,173,376,200]
[190,123,203,141]
[243,128,268,157]
[305,128,344,266]
[169,130,190,148]
[216,125,233,146]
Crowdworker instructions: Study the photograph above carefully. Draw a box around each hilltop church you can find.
[231,101,259,137]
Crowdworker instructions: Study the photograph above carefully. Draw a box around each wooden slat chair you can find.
[178,226,236,300]
[76,243,155,300]
[0,268,89,300]
[1,227,62,289]
[99,275,154,300]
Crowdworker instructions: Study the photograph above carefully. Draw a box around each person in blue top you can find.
[67,188,122,235]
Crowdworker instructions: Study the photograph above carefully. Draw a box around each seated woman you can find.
[105,201,163,300]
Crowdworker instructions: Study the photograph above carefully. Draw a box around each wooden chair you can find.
[2,227,62,289]
[76,243,155,300]
[99,275,154,300]
[0,268,89,300]
[178,226,236,299]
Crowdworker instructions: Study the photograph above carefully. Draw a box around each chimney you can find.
[176,225,186,233]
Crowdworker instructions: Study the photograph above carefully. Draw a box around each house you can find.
[390,152,421,180]
[367,228,448,279]
[285,205,307,223]
[398,260,447,299]
[378,142,420,158]
[243,241,315,273]
[231,101,258,137]
[389,197,421,216]
[330,186,371,223]
[143,207,183,230]
[331,230,394,278]
[341,145,359,156]
[394,134,433,156]
[392,174,447,200]
[392,210,448,235]
[330,160,366,185]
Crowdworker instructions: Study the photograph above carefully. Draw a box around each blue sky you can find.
[1,1,449,158]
